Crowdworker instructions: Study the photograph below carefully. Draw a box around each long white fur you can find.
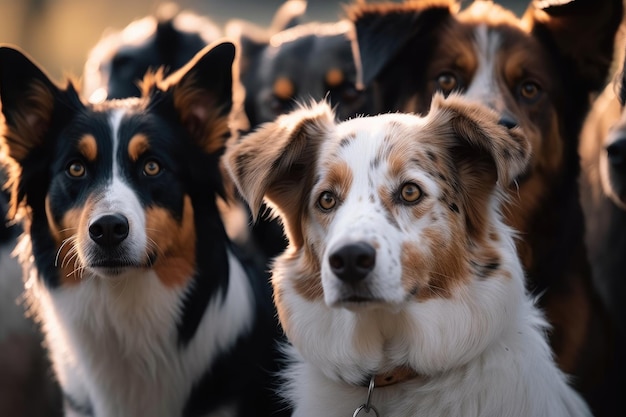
[244,106,591,417]
[18,107,254,417]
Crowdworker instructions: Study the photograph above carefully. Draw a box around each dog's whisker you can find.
[60,243,78,266]
[61,245,80,269]
[67,263,85,280]
[55,236,77,267]
[146,236,164,257]
[63,250,80,269]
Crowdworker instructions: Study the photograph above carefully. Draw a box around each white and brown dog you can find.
[224,94,591,417]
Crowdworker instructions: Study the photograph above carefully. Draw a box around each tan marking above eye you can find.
[400,183,422,203]
[273,77,295,100]
[317,191,336,211]
[67,161,86,177]
[143,160,160,176]
[128,134,150,162]
[78,134,98,162]
[325,68,344,87]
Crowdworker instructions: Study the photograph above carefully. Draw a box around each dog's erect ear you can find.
[524,0,623,92]
[428,93,530,235]
[0,46,76,164]
[0,46,82,218]
[225,21,267,77]
[346,0,455,88]
[224,102,335,248]
[150,41,240,154]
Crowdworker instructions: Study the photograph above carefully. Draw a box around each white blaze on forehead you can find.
[89,108,147,258]
[109,108,126,171]
[465,24,503,109]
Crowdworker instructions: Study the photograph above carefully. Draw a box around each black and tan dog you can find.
[347,0,624,414]
[82,3,222,102]
[228,13,370,127]
[0,41,286,417]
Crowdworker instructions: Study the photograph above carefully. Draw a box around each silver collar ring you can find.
[352,376,380,417]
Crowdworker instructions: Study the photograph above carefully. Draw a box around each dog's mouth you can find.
[341,295,379,303]
[332,294,387,310]
[87,252,158,276]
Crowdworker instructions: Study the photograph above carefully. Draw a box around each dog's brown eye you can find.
[400,183,422,203]
[143,160,160,176]
[67,161,86,178]
[519,80,541,101]
[437,72,458,94]
[318,191,337,211]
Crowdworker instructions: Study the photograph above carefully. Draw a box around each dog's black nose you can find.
[328,242,376,283]
[498,116,518,129]
[607,138,626,170]
[89,214,129,247]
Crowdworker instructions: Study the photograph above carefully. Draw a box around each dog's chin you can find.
[326,291,405,313]
[331,297,388,312]
[85,253,157,279]
[323,275,408,312]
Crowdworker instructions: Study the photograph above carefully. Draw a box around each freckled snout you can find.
[89,213,130,248]
[328,242,376,282]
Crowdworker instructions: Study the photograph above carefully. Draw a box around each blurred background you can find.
[0,0,526,81]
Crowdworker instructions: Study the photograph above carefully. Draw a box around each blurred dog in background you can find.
[82,2,222,103]
[579,40,626,413]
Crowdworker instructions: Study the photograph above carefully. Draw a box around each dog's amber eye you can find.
[67,161,86,178]
[318,191,337,211]
[400,183,422,203]
[519,80,541,102]
[436,72,458,94]
[143,160,161,176]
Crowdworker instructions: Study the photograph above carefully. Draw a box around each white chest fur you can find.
[25,249,253,417]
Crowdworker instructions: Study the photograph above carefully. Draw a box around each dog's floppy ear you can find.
[431,93,530,188]
[428,93,530,235]
[225,102,335,248]
[524,0,623,93]
[0,46,79,163]
[148,41,241,155]
[346,0,455,88]
[0,45,82,218]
